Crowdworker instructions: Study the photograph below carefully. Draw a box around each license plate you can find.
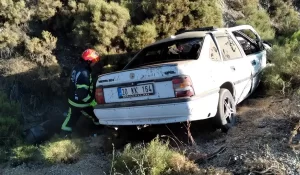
[118,84,154,98]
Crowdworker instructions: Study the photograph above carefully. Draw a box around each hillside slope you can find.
[3,91,300,174]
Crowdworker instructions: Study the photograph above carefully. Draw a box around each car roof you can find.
[146,28,230,48]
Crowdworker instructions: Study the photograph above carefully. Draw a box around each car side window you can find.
[216,35,243,61]
[209,38,221,61]
[232,29,262,56]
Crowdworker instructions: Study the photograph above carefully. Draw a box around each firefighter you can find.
[60,49,101,138]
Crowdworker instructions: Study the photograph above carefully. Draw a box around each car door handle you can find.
[251,60,256,65]
[230,66,235,71]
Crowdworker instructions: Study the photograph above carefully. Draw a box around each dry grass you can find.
[11,145,40,164]
[112,136,199,175]
[243,146,287,175]
[41,137,83,164]
[111,136,232,175]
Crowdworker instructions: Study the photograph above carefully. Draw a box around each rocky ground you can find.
[2,91,300,175]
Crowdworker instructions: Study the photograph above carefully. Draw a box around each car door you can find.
[214,34,252,104]
[230,28,266,93]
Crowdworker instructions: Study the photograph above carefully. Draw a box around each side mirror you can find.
[263,40,272,47]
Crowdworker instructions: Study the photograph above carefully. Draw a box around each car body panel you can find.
[94,94,219,125]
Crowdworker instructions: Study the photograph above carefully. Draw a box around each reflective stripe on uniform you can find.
[68,99,90,108]
[90,100,97,107]
[76,84,89,89]
[81,110,100,125]
[89,75,93,93]
[82,94,91,102]
[61,108,72,131]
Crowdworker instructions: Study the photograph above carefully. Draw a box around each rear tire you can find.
[214,88,236,133]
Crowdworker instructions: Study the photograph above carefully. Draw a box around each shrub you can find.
[140,0,223,38]
[25,30,58,67]
[119,0,148,25]
[0,24,25,59]
[236,0,275,40]
[0,90,22,163]
[64,1,92,47]
[11,145,40,164]
[25,31,62,94]
[64,0,130,53]
[267,0,300,36]
[0,0,32,25]
[262,30,300,95]
[113,137,200,175]
[142,0,190,38]
[124,21,158,51]
[184,0,223,29]
[87,0,130,54]
[0,91,22,147]
[34,0,62,21]
[41,137,83,164]
[243,146,287,174]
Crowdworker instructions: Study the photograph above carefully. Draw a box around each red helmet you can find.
[81,49,100,63]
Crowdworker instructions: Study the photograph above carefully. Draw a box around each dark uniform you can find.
[61,62,99,132]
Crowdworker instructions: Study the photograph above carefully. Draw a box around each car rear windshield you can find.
[124,37,204,69]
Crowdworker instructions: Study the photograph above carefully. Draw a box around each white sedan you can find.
[93,25,270,132]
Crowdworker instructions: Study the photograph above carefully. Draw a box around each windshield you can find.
[124,37,204,69]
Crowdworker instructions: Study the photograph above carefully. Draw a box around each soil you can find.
[2,90,300,175]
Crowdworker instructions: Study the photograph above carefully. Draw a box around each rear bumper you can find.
[94,94,218,126]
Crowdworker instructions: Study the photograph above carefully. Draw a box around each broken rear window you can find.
[124,37,204,69]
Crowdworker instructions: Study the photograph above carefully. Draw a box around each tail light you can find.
[95,87,105,104]
[172,76,195,97]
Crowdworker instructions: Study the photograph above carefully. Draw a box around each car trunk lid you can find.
[96,63,181,103]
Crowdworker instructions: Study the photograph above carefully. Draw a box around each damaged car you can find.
[93,25,270,132]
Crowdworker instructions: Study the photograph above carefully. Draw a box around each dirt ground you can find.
[2,92,300,175]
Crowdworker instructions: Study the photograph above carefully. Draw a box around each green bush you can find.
[89,0,130,45]
[184,0,223,29]
[25,30,58,66]
[35,0,62,21]
[0,0,32,58]
[142,0,190,38]
[267,0,300,36]
[236,0,275,40]
[24,31,62,94]
[119,0,148,25]
[0,0,33,25]
[140,0,222,38]
[113,137,200,175]
[61,0,130,54]
[124,21,158,51]
[262,30,300,95]
[0,24,25,58]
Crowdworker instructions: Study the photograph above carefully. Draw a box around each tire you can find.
[214,88,237,133]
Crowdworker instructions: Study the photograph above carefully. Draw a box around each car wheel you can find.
[214,88,236,133]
